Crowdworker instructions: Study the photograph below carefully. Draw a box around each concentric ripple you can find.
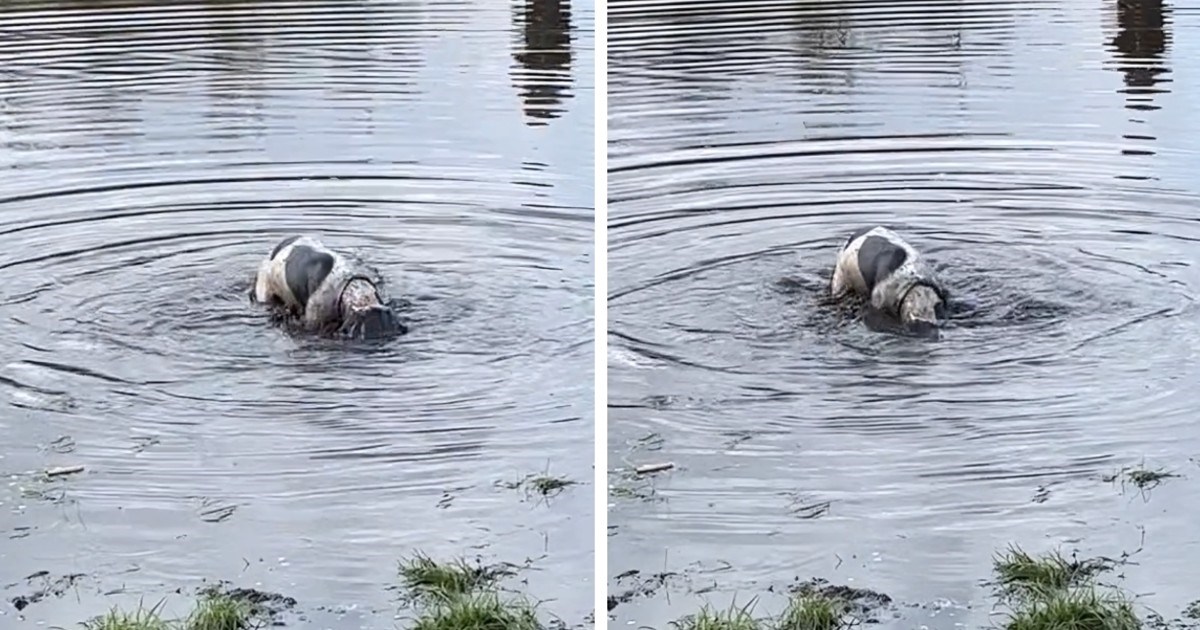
[609,0,1200,627]
[0,0,594,626]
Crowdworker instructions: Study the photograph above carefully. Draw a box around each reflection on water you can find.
[609,0,1200,628]
[1110,0,1171,112]
[0,0,594,627]
[512,0,574,126]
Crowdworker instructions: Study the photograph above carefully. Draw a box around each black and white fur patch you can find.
[830,226,946,320]
[254,235,402,338]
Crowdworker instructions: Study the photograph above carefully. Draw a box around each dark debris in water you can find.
[1099,463,1176,499]
[437,484,473,509]
[131,435,161,453]
[634,431,665,451]
[8,570,87,611]
[1104,465,1180,494]
[1144,610,1200,630]
[784,492,831,520]
[609,432,672,504]
[609,470,663,504]
[500,473,579,499]
[197,582,297,623]
[196,496,239,523]
[44,435,75,454]
[608,569,680,612]
[787,577,894,618]
[722,430,754,450]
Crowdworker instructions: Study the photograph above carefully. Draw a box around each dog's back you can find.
[254,235,353,326]
[831,226,916,296]
[830,226,939,317]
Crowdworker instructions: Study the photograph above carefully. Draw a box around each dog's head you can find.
[899,284,946,339]
[340,304,406,340]
[337,277,407,340]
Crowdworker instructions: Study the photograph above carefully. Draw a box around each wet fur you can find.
[831,226,946,334]
[254,235,403,338]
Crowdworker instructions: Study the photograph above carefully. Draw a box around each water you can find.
[0,1,594,626]
[607,1,1200,627]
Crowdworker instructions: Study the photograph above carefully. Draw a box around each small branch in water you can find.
[635,462,675,475]
[45,465,84,478]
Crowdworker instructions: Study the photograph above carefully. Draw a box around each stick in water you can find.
[635,462,675,475]
[45,465,85,477]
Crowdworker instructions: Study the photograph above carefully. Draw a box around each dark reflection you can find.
[1109,0,1172,111]
[0,0,429,151]
[608,1,987,92]
[511,0,573,126]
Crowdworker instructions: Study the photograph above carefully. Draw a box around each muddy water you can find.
[0,1,593,626]
[608,0,1200,627]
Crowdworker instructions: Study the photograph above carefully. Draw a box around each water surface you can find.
[608,1,1200,627]
[0,1,594,626]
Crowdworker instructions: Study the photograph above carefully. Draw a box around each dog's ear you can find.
[870,248,907,289]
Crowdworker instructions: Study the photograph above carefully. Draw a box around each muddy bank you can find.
[608,429,1197,629]
[617,547,1200,630]
[4,455,591,628]
[8,553,594,630]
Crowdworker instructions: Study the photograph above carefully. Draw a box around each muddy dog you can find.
[830,226,948,338]
[253,235,405,339]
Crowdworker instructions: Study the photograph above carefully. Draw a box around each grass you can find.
[501,473,578,498]
[663,543,1146,630]
[1103,466,1179,492]
[1004,588,1139,630]
[990,545,1145,630]
[776,594,848,630]
[82,603,171,630]
[398,552,514,602]
[669,600,762,630]
[411,591,542,630]
[398,553,547,630]
[185,594,255,630]
[993,546,1110,598]
[525,475,576,496]
[666,594,853,630]
[80,593,259,630]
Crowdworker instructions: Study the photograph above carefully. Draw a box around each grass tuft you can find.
[669,600,762,630]
[398,553,513,603]
[411,591,542,630]
[81,602,171,630]
[79,590,274,630]
[186,592,254,630]
[502,473,578,498]
[1004,588,1139,630]
[525,475,576,496]
[993,546,1110,598]
[1104,466,1179,492]
[776,594,848,630]
[397,553,548,629]
[1125,468,1176,489]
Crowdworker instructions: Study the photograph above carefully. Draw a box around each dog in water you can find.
[830,226,948,338]
[253,235,405,340]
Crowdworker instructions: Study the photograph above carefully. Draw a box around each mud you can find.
[198,583,298,623]
[608,569,682,611]
[786,577,895,621]
[9,571,87,611]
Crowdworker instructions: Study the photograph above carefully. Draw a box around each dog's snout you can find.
[906,319,941,340]
[343,306,405,340]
